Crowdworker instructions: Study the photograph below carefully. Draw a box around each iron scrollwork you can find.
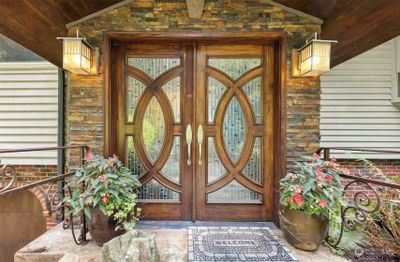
[326,180,381,249]
[0,164,17,193]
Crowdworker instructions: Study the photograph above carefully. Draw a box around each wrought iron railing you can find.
[0,145,90,245]
[316,147,400,250]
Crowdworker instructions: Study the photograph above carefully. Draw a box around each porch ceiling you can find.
[1,0,399,67]
[0,0,122,66]
[275,0,400,66]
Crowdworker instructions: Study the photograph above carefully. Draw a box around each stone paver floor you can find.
[15,222,349,262]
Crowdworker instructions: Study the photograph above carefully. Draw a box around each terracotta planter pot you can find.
[89,207,125,246]
[279,205,328,251]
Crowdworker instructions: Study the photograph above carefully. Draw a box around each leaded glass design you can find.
[126,76,146,122]
[138,179,180,201]
[242,77,262,123]
[126,136,146,177]
[242,137,262,184]
[143,97,165,163]
[207,77,226,123]
[207,180,262,203]
[161,136,180,184]
[208,58,261,80]
[207,137,226,183]
[223,97,246,163]
[162,77,181,122]
[127,57,180,79]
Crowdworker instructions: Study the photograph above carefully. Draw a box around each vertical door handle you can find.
[185,124,193,165]
[197,125,204,165]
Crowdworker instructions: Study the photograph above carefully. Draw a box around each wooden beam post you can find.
[185,0,205,19]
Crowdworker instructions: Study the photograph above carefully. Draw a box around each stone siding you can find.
[66,0,321,167]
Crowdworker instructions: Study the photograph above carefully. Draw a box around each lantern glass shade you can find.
[62,38,92,75]
[299,40,332,76]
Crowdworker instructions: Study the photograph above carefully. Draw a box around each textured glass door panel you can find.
[161,77,181,122]
[207,137,226,183]
[161,136,180,184]
[138,179,180,201]
[207,180,262,203]
[207,77,226,123]
[126,136,146,177]
[208,58,261,80]
[127,76,146,122]
[223,97,246,163]
[127,57,180,79]
[143,97,165,163]
[242,77,262,123]
[242,137,262,184]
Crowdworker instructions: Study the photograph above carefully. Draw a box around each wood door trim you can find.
[104,32,287,224]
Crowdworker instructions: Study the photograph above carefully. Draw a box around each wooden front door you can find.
[114,43,274,221]
[194,45,274,221]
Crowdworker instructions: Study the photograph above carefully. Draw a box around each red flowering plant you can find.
[280,153,346,218]
[64,152,141,230]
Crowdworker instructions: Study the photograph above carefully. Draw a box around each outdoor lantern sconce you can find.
[292,33,337,77]
[57,30,99,75]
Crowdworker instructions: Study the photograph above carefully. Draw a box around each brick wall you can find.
[337,159,400,202]
[65,0,321,168]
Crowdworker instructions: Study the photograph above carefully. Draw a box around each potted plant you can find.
[279,153,345,251]
[64,152,141,245]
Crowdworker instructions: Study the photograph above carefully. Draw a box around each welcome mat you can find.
[188,227,298,262]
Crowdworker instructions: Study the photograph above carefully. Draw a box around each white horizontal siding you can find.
[320,38,400,159]
[0,62,58,165]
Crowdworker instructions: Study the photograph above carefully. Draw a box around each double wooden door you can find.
[115,43,274,221]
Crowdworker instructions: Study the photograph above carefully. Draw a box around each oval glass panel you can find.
[223,97,246,163]
[142,97,165,163]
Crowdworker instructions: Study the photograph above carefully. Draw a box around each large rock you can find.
[102,231,160,262]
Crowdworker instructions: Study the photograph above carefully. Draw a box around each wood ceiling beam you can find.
[321,0,400,67]
[185,0,205,19]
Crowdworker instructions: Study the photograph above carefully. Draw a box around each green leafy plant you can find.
[280,153,346,218]
[64,152,142,231]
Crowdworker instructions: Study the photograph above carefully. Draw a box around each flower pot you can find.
[89,207,125,246]
[279,205,328,251]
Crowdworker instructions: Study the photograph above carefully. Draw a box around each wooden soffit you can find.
[1,0,400,67]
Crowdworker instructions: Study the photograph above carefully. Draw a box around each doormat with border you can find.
[188,227,298,262]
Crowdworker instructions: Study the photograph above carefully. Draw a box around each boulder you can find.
[58,253,79,262]
[102,231,160,262]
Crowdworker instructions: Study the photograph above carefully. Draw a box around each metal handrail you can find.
[317,147,400,250]
[0,144,90,154]
[0,144,90,245]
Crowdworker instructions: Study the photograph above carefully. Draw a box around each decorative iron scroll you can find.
[326,180,381,248]
[0,164,17,193]
[0,145,90,246]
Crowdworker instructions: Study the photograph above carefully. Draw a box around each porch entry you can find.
[114,43,274,221]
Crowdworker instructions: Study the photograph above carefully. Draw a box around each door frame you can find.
[103,32,287,224]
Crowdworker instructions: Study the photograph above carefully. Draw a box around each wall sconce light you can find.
[57,30,99,75]
[292,33,337,77]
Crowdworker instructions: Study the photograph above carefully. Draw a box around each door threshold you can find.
[136,221,277,230]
